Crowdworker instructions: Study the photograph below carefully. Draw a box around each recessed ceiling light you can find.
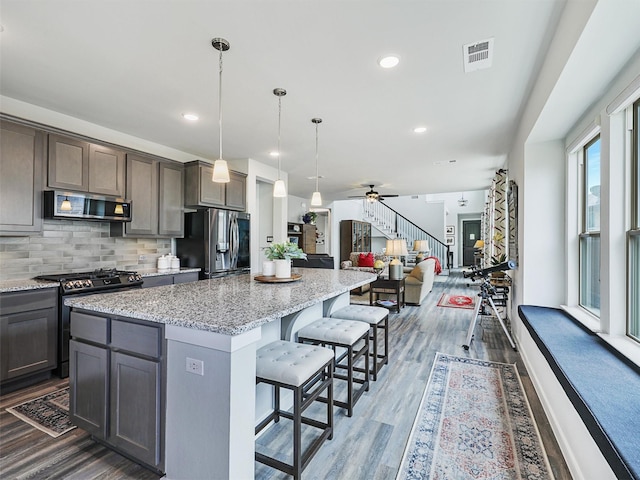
[306,175,325,180]
[270,151,280,157]
[182,113,199,121]
[378,55,400,69]
[413,126,427,134]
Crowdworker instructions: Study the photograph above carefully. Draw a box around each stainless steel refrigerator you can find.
[176,209,250,279]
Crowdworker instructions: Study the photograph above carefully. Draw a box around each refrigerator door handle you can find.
[230,215,239,270]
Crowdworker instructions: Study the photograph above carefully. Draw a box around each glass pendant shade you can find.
[273,179,287,198]
[60,197,72,211]
[311,191,322,206]
[212,159,230,182]
[212,37,231,183]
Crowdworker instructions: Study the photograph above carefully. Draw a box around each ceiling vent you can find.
[463,37,494,73]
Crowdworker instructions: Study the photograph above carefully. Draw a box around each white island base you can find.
[164,293,349,479]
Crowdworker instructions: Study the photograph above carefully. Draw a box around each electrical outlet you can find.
[186,357,204,376]
[138,255,146,261]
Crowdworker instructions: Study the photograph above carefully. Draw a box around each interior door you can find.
[462,220,481,266]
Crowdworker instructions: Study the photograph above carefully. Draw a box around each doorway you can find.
[462,220,481,266]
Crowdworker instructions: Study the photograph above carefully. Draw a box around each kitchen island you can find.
[65,268,375,479]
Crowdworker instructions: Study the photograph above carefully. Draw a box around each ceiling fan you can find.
[348,184,399,202]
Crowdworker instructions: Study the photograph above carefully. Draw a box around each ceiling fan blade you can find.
[380,194,399,198]
[347,195,365,198]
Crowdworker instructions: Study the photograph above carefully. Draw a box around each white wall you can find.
[505,1,640,478]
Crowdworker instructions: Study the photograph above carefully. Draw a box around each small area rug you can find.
[437,293,476,310]
[6,387,76,438]
[397,353,553,480]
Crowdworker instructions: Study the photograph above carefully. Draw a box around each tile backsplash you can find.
[0,219,171,281]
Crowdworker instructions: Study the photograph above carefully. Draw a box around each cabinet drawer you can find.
[0,289,57,315]
[173,272,199,284]
[111,320,161,358]
[70,312,108,344]
[141,275,173,288]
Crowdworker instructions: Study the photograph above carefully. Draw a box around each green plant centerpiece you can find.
[264,242,307,278]
[264,242,307,261]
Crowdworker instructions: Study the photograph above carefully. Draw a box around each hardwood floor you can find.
[0,271,572,479]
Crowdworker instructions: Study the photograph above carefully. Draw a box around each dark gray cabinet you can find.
[0,289,57,382]
[111,154,183,238]
[0,120,44,235]
[48,134,125,196]
[184,160,246,211]
[69,339,108,437]
[69,311,164,471]
[110,351,160,466]
[141,271,199,288]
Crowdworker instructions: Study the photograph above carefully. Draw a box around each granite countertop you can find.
[0,268,201,293]
[137,267,201,278]
[0,279,59,293]
[65,268,375,335]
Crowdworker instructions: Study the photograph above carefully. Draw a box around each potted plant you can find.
[264,242,307,278]
[302,211,317,225]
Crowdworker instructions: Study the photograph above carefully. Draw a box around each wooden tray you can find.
[254,274,302,283]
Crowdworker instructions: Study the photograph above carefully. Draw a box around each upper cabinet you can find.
[48,134,125,197]
[110,154,183,238]
[184,160,247,211]
[0,120,44,235]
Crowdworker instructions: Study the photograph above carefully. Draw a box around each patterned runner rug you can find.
[397,353,553,480]
[437,293,477,310]
[6,387,76,438]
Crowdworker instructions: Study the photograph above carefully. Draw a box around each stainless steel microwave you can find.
[44,190,132,222]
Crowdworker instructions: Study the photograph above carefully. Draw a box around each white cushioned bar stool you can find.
[255,340,334,480]
[330,304,389,381]
[297,318,370,417]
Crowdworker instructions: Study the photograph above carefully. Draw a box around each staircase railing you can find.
[363,200,451,272]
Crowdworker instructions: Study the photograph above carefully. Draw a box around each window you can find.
[579,136,601,316]
[629,99,640,341]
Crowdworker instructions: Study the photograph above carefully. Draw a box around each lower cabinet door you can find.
[69,340,108,438]
[0,305,57,381]
[109,351,161,469]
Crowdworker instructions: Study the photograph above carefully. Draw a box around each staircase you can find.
[362,200,450,273]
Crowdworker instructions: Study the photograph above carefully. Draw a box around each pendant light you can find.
[211,37,231,183]
[458,193,468,207]
[60,196,72,211]
[310,118,322,206]
[273,88,287,198]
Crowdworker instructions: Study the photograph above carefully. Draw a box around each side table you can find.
[369,276,405,313]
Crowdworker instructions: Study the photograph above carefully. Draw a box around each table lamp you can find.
[473,239,485,249]
[413,240,430,262]
[386,238,408,280]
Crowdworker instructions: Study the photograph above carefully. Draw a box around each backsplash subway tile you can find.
[0,220,170,281]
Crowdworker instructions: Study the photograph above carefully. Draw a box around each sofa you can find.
[404,258,436,305]
[340,252,390,293]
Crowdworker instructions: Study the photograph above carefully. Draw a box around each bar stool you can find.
[330,304,389,381]
[255,340,334,480]
[297,318,369,417]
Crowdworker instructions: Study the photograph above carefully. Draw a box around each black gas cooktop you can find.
[36,268,143,294]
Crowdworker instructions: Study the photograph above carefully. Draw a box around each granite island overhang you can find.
[64,268,376,479]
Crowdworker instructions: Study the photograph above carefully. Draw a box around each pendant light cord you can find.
[315,122,319,192]
[277,96,282,179]
[218,47,223,161]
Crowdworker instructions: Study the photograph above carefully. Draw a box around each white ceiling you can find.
[0,0,565,202]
